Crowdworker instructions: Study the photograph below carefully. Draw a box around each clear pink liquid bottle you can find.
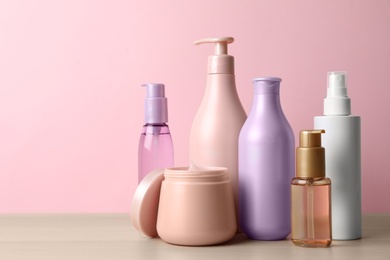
[291,130,332,247]
[138,83,174,183]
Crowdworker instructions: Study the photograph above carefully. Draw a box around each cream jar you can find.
[131,167,236,246]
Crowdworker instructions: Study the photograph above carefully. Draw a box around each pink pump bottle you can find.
[189,37,247,220]
[138,83,174,183]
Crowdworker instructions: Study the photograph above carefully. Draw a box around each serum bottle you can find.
[291,130,332,247]
[138,83,174,183]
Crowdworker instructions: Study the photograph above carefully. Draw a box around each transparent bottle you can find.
[138,84,174,183]
[291,130,332,247]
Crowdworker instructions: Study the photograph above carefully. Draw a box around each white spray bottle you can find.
[314,71,361,240]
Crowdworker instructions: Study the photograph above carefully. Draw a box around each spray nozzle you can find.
[327,72,348,97]
[324,71,351,116]
[194,37,235,74]
[142,83,168,124]
[142,83,165,98]
[194,37,234,55]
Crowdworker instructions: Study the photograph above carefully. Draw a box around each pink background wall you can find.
[1,0,389,213]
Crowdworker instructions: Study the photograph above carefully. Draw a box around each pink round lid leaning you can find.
[130,168,165,238]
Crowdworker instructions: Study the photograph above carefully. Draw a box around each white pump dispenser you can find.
[314,71,361,240]
[190,37,247,228]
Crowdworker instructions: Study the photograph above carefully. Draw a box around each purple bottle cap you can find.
[142,83,168,124]
[252,77,281,94]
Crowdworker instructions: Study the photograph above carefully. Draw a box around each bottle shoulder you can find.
[194,99,247,119]
[240,115,294,138]
[141,124,171,134]
[191,105,246,131]
[291,177,331,186]
[244,112,292,126]
[196,76,247,118]
[315,115,361,120]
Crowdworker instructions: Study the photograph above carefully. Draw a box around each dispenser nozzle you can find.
[194,37,234,55]
[324,71,351,116]
[194,37,235,74]
[296,130,326,178]
[142,83,165,98]
[142,83,168,124]
[299,130,325,148]
[327,72,348,97]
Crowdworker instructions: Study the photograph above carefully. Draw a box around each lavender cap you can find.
[252,77,282,94]
[142,83,168,124]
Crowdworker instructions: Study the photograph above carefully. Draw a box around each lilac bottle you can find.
[239,77,294,240]
[138,83,174,183]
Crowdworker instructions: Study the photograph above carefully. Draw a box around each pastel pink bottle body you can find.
[190,37,247,220]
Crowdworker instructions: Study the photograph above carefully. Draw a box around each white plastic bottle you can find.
[314,71,361,240]
[189,37,247,219]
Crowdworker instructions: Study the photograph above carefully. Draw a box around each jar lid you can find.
[130,168,165,237]
[164,166,228,182]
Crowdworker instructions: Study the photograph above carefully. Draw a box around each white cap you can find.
[324,71,351,116]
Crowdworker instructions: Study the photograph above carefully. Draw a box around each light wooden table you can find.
[1,214,389,260]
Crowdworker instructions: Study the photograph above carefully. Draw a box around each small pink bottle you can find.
[291,130,332,247]
[138,83,174,183]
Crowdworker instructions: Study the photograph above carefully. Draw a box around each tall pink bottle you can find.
[189,37,247,220]
[239,77,295,240]
[138,83,174,183]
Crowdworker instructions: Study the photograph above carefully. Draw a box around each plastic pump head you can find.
[324,71,351,116]
[194,37,234,55]
[296,130,326,178]
[142,83,168,124]
[194,37,235,74]
[299,129,325,148]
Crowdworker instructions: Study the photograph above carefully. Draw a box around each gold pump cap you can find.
[296,130,326,178]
